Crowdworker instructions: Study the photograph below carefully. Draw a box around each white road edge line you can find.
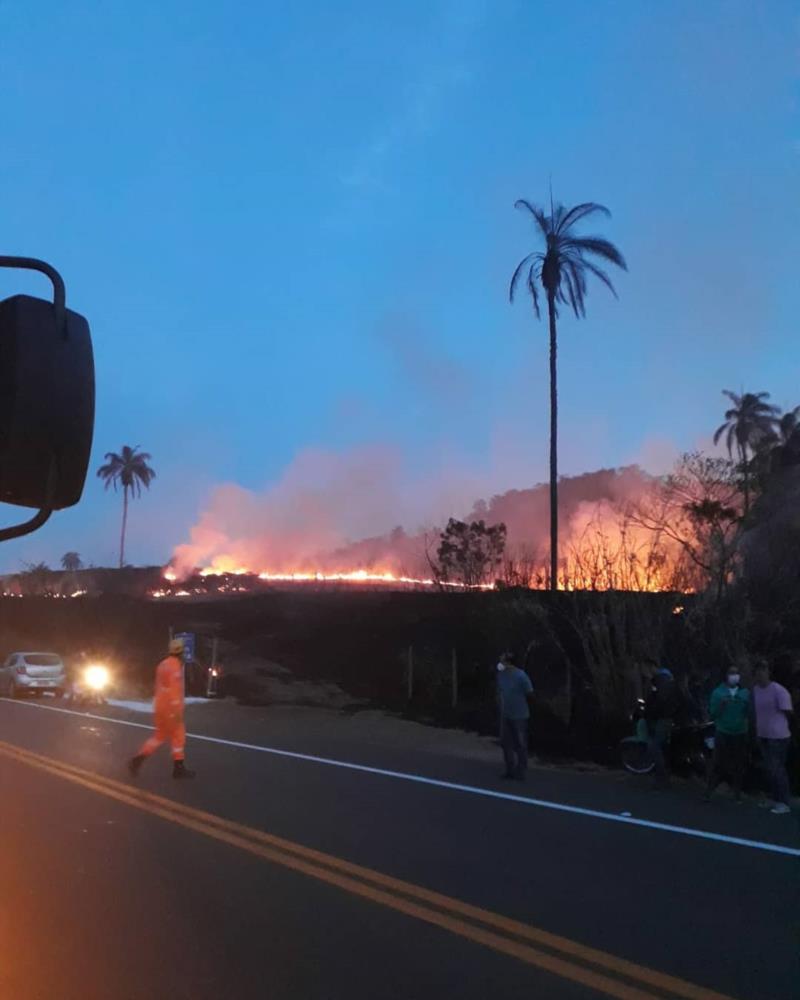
[3,698,799,858]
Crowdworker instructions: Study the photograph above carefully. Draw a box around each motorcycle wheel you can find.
[620,738,655,775]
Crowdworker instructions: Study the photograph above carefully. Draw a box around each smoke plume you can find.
[170,444,657,581]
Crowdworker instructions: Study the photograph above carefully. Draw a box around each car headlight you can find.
[83,665,110,691]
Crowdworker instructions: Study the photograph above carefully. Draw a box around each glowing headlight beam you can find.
[84,665,110,691]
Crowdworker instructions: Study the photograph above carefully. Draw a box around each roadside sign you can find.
[174,632,195,662]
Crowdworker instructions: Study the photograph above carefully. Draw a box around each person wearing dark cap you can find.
[643,662,680,788]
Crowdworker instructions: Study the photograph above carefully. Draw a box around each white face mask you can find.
[496,662,506,672]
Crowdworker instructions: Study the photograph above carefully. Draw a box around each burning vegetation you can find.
[150,459,741,599]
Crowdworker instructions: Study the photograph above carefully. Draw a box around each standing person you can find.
[705,666,750,802]
[643,664,679,788]
[129,638,195,779]
[753,659,793,815]
[496,652,533,780]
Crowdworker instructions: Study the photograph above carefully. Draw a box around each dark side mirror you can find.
[0,257,94,538]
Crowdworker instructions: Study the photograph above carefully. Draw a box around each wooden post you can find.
[407,645,414,702]
[451,648,458,709]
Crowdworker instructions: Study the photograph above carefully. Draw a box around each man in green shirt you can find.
[705,667,751,802]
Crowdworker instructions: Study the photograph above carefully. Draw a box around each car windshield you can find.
[23,654,62,666]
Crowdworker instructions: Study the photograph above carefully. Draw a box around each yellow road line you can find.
[0,740,737,1000]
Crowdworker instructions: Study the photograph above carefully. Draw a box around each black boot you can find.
[173,760,196,780]
[128,754,145,776]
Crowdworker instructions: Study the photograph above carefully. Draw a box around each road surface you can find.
[0,696,797,1000]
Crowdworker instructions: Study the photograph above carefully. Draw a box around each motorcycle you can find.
[620,698,715,778]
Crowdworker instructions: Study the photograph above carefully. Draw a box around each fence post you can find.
[407,645,414,702]
[451,648,458,709]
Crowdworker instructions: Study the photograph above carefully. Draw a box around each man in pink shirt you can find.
[753,660,794,815]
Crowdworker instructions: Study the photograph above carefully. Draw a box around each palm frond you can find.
[514,199,551,238]
[551,203,567,233]
[567,236,627,269]
[509,253,536,303]
[525,267,541,318]
[721,389,740,408]
[556,202,610,234]
[567,259,589,316]
[581,260,619,298]
[560,263,583,318]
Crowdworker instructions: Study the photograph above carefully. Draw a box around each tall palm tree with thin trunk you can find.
[713,391,779,516]
[97,446,156,568]
[509,199,626,589]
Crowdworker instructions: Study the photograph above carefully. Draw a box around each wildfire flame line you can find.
[154,565,494,597]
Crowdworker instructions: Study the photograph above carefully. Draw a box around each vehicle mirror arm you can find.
[0,458,57,542]
[0,256,66,337]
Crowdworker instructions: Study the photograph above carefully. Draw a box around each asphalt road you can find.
[0,698,797,1000]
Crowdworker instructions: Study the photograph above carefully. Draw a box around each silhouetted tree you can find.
[61,552,82,572]
[435,518,506,587]
[632,453,740,599]
[510,199,626,589]
[770,406,800,472]
[713,390,779,515]
[18,561,54,596]
[97,446,156,568]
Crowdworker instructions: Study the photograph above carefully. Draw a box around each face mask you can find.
[496,662,506,672]
[727,674,740,688]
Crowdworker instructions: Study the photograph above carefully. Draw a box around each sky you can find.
[0,0,798,570]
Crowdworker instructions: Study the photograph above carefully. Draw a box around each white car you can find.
[0,652,67,698]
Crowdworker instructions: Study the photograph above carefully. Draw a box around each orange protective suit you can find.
[138,654,185,761]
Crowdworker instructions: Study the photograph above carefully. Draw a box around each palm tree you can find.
[61,552,82,572]
[777,405,800,444]
[97,446,156,568]
[713,391,779,515]
[509,199,626,589]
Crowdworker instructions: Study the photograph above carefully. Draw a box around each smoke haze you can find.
[171,445,657,579]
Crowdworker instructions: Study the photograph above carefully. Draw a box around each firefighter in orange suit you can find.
[129,638,195,779]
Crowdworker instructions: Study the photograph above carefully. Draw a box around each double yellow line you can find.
[0,739,734,1000]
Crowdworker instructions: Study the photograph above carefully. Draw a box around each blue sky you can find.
[0,0,797,569]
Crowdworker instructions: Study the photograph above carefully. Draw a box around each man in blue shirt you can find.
[496,652,534,780]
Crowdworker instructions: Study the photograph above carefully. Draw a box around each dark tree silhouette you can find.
[97,446,156,568]
[713,391,779,515]
[436,518,506,587]
[18,561,54,596]
[61,552,82,572]
[510,199,626,588]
